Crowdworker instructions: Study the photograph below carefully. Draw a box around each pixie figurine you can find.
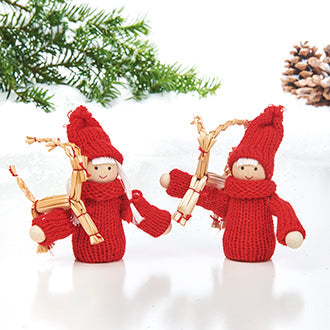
[29,106,171,263]
[160,105,306,262]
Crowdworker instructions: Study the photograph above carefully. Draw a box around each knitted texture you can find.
[132,190,171,237]
[167,169,306,262]
[166,169,192,199]
[268,193,306,245]
[32,208,74,247]
[228,105,284,179]
[66,105,123,164]
[223,176,277,262]
[31,180,171,262]
[166,169,230,218]
[31,106,171,262]
[70,179,128,263]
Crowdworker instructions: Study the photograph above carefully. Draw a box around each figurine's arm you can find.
[131,190,172,237]
[268,194,306,248]
[30,208,75,247]
[161,169,229,218]
[162,169,192,199]
[197,184,230,218]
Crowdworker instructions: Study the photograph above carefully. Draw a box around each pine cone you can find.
[281,41,330,107]
[323,45,330,64]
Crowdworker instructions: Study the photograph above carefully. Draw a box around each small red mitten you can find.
[131,190,171,237]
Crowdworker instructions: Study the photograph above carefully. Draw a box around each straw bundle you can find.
[173,116,248,226]
[32,195,71,216]
[172,175,208,225]
[10,136,104,253]
[9,165,36,203]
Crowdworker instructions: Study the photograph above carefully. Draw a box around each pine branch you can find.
[0,0,221,111]
[15,86,55,112]
[2,0,28,11]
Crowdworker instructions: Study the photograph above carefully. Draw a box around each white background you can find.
[0,0,329,329]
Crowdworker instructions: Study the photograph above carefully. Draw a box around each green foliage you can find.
[0,0,221,111]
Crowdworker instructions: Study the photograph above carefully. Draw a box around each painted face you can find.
[232,161,266,181]
[87,161,118,183]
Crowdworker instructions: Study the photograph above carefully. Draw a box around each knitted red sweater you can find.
[32,179,171,263]
[167,169,306,262]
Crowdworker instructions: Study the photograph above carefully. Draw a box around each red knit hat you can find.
[66,105,123,164]
[228,105,284,179]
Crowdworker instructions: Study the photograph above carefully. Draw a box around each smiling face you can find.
[232,160,266,181]
[87,161,118,183]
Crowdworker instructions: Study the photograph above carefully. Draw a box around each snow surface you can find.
[0,1,329,330]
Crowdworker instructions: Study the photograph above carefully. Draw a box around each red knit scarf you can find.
[224,176,276,199]
[81,178,126,201]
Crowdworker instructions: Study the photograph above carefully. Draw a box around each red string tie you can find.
[77,212,87,218]
[34,200,39,214]
[189,187,200,194]
[73,162,91,178]
[198,147,208,157]
[9,167,17,177]
[89,232,101,238]
[175,210,184,222]
[184,214,192,221]
[175,211,192,222]
[80,162,91,178]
